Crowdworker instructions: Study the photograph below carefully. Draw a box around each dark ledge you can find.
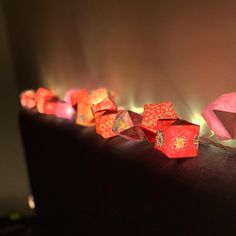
[19,109,236,236]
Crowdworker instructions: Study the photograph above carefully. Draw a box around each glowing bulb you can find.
[191,114,206,126]
[131,106,143,114]
[28,194,35,209]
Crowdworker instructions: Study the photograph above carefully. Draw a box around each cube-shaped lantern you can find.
[96,112,118,139]
[76,88,116,127]
[38,97,59,115]
[141,102,178,143]
[75,90,95,127]
[92,97,117,114]
[89,88,116,105]
[154,119,200,158]
[76,103,95,127]
[34,88,54,104]
[113,110,145,141]
[202,92,236,140]
[64,89,89,107]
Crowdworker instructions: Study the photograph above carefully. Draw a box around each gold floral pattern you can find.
[142,103,178,132]
[194,135,199,149]
[156,131,164,147]
[172,136,187,150]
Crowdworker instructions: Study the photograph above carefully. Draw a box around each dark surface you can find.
[19,109,236,235]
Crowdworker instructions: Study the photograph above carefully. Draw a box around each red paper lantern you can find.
[55,102,75,119]
[92,97,117,114]
[75,88,117,127]
[40,97,59,115]
[34,88,54,104]
[96,112,118,139]
[65,89,89,107]
[141,102,178,143]
[154,119,200,158]
[92,97,118,138]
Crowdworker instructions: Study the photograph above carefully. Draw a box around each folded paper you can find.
[92,97,118,138]
[96,112,118,139]
[141,102,178,143]
[34,88,54,104]
[92,97,117,114]
[65,89,89,107]
[113,110,145,141]
[154,119,200,158]
[76,88,116,127]
[35,88,55,113]
[55,102,75,119]
[75,90,94,126]
[202,92,236,140]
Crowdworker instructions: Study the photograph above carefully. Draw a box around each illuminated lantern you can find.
[75,89,95,126]
[75,88,116,127]
[40,97,59,115]
[96,112,118,139]
[92,97,118,138]
[89,88,116,105]
[141,102,178,143]
[34,88,54,104]
[113,110,145,141]
[65,89,89,107]
[20,90,36,109]
[75,88,117,127]
[202,92,236,140]
[76,103,95,127]
[37,96,75,120]
[92,97,117,120]
[55,102,75,119]
[154,119,200,158]
[92,97,117,114]
[35,88,55,113]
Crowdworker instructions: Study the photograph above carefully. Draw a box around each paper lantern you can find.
[39,97,59,115]
[20,90,36,109]
[202,92,236,140]
[76,103,95,127]
[75,89,95,126]
[65,89,89,107]
[89,88,115,105]
[92,97,118,138]
[35,88,55,113]
[113,110,145,141]
[55,102,75,119]
[96,112,118,139]
[75,88,117,127]
[154,119,200,158]
[141,102,178,143]
[92,97,117,114]
[34,88,54,104]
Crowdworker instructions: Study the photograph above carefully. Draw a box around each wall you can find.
[2,0,236,129]
[0,1,31,216]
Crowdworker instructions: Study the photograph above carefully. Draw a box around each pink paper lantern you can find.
[55,102,75,119]
[202,92,236,140]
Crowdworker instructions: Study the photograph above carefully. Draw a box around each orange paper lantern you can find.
[141,102,178,143]
[20,90,36,109]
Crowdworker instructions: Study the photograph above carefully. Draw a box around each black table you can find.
[19,109,236,235]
